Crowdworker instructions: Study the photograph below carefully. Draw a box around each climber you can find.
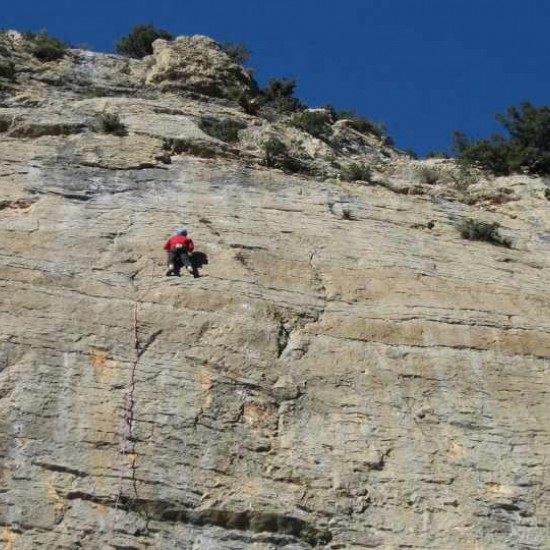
[164,228,195,276]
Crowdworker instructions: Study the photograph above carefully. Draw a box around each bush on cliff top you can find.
[259,78,303,114]
[24,30,68,62]
[454,101,550,176]
[291,110,333,141]
[115,24,173,59]
[0,60,16,80]
[221,42,251,65]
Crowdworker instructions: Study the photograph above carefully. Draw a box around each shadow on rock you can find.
[191,251,208,269]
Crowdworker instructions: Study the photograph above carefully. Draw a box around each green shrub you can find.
[403,148,418,159]
[454,102,550,175]
[451,160,481,191]
[341,207,355,220]
[90,113,127,136]
[319,103,337,121]
[164,138,218,159]
[264,137,287,166]
[341,162,372,182]
[199,118,246,143]
[263,137,303,172]
[0,60,15,80]
[221,42,251,65]
[25,31,68,62]
[0,117,10,132]
[115,24,173,59]
[457,218,511,247]
[453,131,510,175]
[416,165,440,185]
[291,111,332,141]
[238,93,259,115]
[425,150,450,159]
[260,78,303,114]
[336,110,386,139]
[82,86,109,98]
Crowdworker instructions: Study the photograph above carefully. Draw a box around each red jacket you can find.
[164,235,194,252]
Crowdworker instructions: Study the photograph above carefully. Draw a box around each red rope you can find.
[107,300,141,546]
[107,259,157,546]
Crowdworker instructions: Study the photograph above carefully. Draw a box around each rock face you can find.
[0,32,549,550]
[146,35,254,98]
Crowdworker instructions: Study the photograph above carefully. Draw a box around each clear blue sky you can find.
[4,0,549,155]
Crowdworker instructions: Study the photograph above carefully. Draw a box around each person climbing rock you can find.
[164,228,195,276]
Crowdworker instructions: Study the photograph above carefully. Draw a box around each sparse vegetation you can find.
[341,207,354,220]
[24,31,68,62]
[0,60,15,80]
[264,137,288,167]
[90,113,127,136]
[82,86,110,98]
[291,111,333,141]
[263,137,303,172]
[238,92,260,115]
[234,250,248,266]
[199,118,246,143]
[425,151,450,159]
[451,160,480,191]
[403,148,418,159]
[0,117,10,132]
[165,138,219,159]
[454,101,550,176]
[259,78,303,114]
[336,109,388,140]
[115,24,173,59]
[341,162,372,182]
[457,218,512,247]
[221,42,251,65]
[264,137,287,165]
[416,165,440,185]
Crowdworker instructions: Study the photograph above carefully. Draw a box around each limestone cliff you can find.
[0,32,549,549]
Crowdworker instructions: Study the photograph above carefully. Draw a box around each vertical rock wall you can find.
[0,31,549,549]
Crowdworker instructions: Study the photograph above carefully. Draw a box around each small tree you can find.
[291,111,332,141]
[24,31,68,62]
[336,109,387,140]
[260,78,303,113]
[221,42,251,65]
[453,131,511,175]
[454,102,550,175]
[115,24,173,59]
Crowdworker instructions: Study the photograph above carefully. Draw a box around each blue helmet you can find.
[176,228,188,236]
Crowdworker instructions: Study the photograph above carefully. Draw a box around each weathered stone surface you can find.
[146,35,254,98]
[0,31,549,550]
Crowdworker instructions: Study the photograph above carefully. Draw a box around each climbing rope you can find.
[107,300,141,546]
[107,258,158,546]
